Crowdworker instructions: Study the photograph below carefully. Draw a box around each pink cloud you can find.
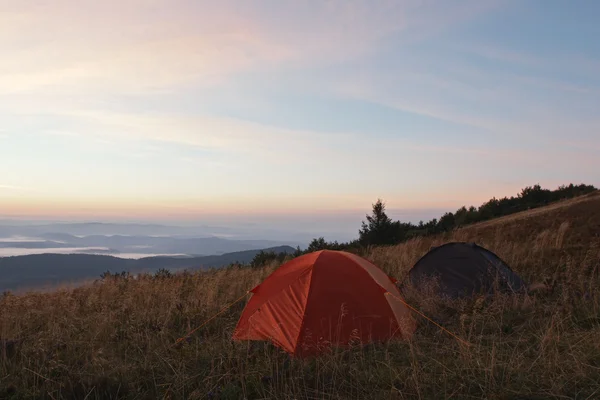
[0,0,500,95]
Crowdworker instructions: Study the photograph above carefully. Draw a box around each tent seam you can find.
[476,246,522,291]
[475,244,516,272]
[236,260,312,336]
[241,265,314,334]
[291,266,315,355]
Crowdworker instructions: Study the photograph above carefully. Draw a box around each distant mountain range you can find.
[0,220,305,257]
[0,232,298,256]
[0,245,296,293]
[0,221,322,243]
[0,221,303,293]
[0,222,230,237]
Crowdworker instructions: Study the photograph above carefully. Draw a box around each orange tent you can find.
[232,250,416,357]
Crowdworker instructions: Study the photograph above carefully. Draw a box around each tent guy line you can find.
[384,291,471,347]
[174,291,250,347]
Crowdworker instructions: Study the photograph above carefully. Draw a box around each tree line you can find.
[249,183,597,267]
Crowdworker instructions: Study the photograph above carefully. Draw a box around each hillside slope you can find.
[0,245,296,293]
[367,190,600,285]
[1,195,599,399]
[461,190,600,244]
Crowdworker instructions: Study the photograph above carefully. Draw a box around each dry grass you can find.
[2,193,600,399]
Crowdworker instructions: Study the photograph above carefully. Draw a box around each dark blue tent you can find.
[408,242,526,298]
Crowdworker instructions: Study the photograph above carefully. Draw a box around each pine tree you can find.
[358,199,399,246]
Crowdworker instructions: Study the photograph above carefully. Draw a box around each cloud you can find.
[0,0,499,95]
[329,50,600,146]
[459,42,600,77]
[0,0,511,162]
[0,0,524,164]
[3,97,517,164]
[0,184,33,192]
[1,3,284,95]
[3,0,597,217]
[0,34,287,95]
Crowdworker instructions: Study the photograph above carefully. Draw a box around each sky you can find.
[1,0,599,235]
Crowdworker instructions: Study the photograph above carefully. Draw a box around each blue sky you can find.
[0,0,598,230]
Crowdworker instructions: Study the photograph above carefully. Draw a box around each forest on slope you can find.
[250,183,597,266]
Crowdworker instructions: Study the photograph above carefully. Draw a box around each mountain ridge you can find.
[0,231,300,256]
[0,245,296,293]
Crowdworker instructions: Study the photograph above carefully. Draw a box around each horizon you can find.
[0,182,595,243]
[1,1,599,224]
[0,205,451,243]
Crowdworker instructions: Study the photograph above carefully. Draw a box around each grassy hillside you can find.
[0,245,296,293]
[1,192,600,399]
